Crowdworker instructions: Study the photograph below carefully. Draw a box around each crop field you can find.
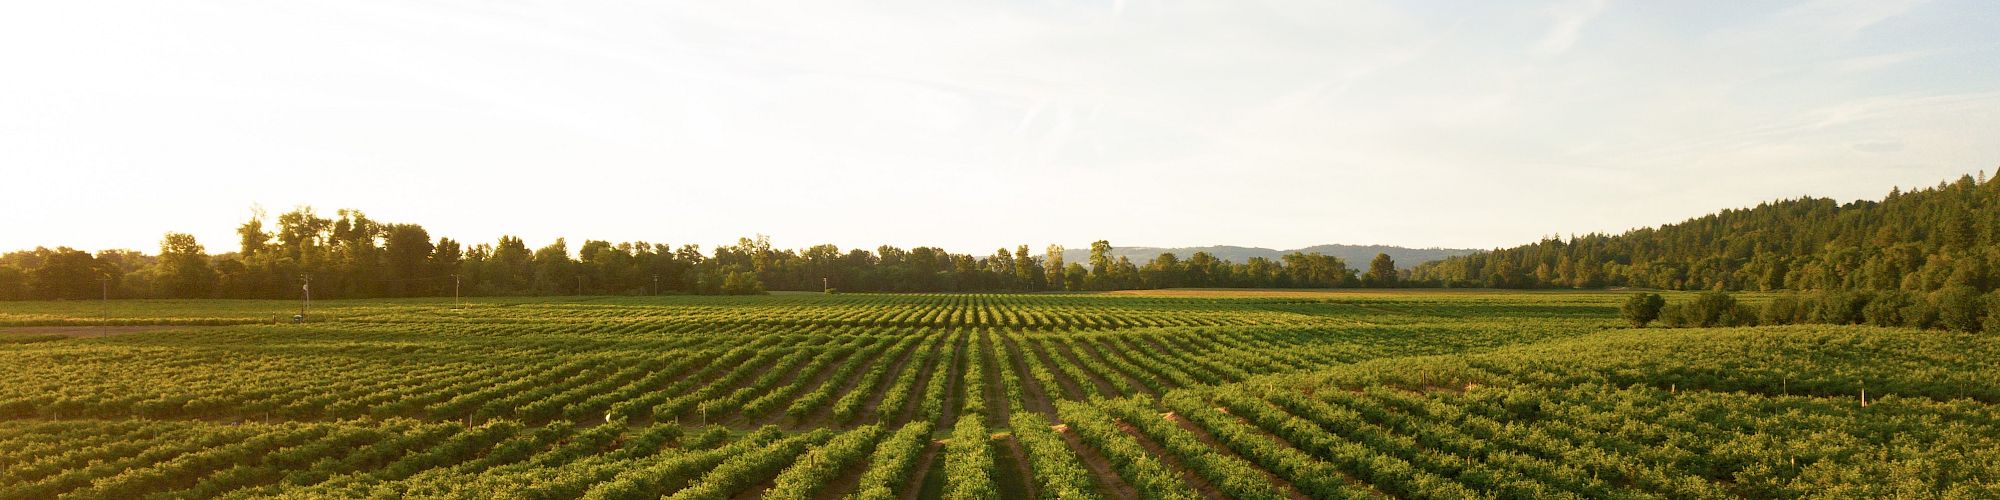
[0,291,1995,498]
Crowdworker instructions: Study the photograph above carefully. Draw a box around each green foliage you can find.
[1363,253,1397,288]
[765,425,882,500]
[155,233,217,299]
[0,291,1996,499]
[1934,286,1985,332]
[853,421,933,500]
[1621,293,1664,327]
[1761,292,1804,325]
[666,428,833,499]
[945,416,998,500]
[1010,413,1101,499]
[8,225,1369,299]
[1101,397,1285,499]
[1987,291,2000,333]
[1660,291,1756,328]
[1056,400,1198,500]
[1413,173,2000,294]
[1860,291,1909,327]
[720,271,766,295]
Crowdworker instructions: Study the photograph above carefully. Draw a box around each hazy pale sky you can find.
[4,1,1998,255]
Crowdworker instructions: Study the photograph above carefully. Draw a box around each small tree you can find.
[721,271,765,295]
[155,232,217,299]
[1622,293,1665,327]
[1364,253,1398,288]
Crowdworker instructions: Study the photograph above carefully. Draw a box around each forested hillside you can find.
[1412,173,1999,293]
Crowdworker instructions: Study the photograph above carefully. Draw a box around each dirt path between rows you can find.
[1055,425,1139,500]
[935,331,970,430]
[977,332,1009,428]
[995,433,1036,499]
[900,440,944,500]
[997,333,1060,419]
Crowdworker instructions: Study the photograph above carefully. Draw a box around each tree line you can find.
[0,207,1394,300]
[1412,172,1999,295]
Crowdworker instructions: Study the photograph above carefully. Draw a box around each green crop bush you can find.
[1621,293,1665,327]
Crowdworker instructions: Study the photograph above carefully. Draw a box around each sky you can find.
[4,0,1998,256]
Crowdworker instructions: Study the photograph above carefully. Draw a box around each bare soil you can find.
[977,333,1008,427]
[993,433,1036,499]
[901,440,944,500]
[1055,424,1139,500]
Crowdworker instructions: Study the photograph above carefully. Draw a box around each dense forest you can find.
[1411,172,1997,293]
[1416,173,2000,332]
[0,209,1375,300]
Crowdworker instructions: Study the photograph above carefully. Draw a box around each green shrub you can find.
[1761,293,1802,325]
[1621,293,1665,327]
[1985,291,2000,333]
[1934,286,1984,332]
[944,416,997,500]
[1685,291,1751,327]
[1659,303,1687,328]
[1902,299,1940,329]
[1862,291,1910,327]
[1813,290,1872,325]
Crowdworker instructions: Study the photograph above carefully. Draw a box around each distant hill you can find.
[1062,244,1479,270]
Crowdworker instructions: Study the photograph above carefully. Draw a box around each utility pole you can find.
[452,274,461,310]
[652,274,659,296]
[299,274,311,322]
[99,277,109,301]
[577,275,585,296]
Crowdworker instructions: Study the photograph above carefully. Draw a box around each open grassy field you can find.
[1,291,1995,498]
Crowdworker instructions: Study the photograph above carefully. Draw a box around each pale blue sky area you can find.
[3,1,1996,254]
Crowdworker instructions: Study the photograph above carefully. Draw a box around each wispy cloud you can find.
[1534,0,1606,56]
[0,1,1996,252]
[1778,0,1929,38]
